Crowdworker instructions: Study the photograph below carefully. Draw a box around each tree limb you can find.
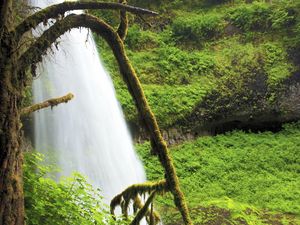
[110,180,167,216]
[17,14,193,225]
[20,93,74,115]
[14,1,158,42]
[117,0,128,41]
[130,191,157,225]
[133,196,160,223]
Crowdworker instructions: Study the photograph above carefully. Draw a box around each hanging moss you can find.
[130,191,157,225]
[110,180,167,216]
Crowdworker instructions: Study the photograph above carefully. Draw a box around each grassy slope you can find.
[93,0,300,128]
[136,122,300,224]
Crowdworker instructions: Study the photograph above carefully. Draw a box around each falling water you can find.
[30,0,146,201]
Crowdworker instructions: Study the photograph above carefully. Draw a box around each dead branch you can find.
[21,93,74,115]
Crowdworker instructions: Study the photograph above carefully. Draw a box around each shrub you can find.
[263,42,295,85]
[156,46,216,79]
[227,2,296,31]
[126,24,159,50]
[227,2,272,31]
[172,13,224,43]
[24,152,127,225]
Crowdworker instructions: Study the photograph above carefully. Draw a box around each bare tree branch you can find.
[21,93,74,115]
[14,1,158,42]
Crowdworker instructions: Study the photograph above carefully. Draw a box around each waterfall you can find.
[30,0,146,201]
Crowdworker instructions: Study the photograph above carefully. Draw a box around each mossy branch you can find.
[117,0,128,41]
[130,191,157,225]
[133,196,160,224]
[20,93,74,115]
[14,1,157,42]
[110,180,167,216]
[17,14,193,225]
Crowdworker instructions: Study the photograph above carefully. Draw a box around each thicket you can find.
[136,122,300,224]
[227,2,297,31]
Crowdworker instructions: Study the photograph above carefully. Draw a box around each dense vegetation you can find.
[136,122,300,224]
[24,122,300,224]
[24,153,128,225]
[92,0,300,129]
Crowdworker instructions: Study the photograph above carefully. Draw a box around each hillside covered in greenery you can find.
[92,0,300,133]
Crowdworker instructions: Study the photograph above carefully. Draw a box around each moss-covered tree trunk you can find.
[0,70,24,225]
[0,0,24,225]
[0,1,25,223]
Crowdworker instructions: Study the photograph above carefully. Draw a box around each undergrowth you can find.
[24,152,127,225]
[136,122,300,224]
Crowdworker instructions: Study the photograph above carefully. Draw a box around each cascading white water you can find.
[31,0,146,201]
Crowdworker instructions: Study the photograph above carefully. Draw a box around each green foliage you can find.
[172,13,224,43]
[136,122,300,224]
[143,81,214,127]
[263,42,296,85]
[227,2,296,31]
[24,152,127,225]
[155,46,216,80]
[92,0,300,129]
[125,25,159,50]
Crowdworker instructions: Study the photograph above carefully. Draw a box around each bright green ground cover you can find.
[136,122,300,224]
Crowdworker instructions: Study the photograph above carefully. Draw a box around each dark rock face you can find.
[181,71,300,136]
[131,72,300,145]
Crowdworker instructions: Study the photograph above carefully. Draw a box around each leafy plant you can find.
[172,13,224,43]
[24,152,127,225]
[227,2,296,32]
